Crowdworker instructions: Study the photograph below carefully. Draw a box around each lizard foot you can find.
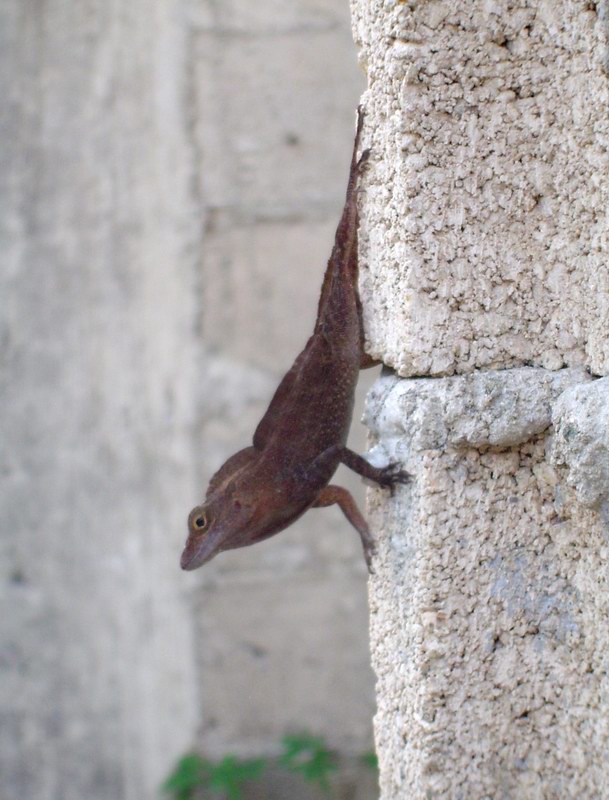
[363,538,377,575]
[375,463,411,496]
[357,148,371,171]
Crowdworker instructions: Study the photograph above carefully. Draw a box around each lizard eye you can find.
[189,508,210,533]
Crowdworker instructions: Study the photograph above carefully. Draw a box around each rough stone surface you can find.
[350,3,609,794]
[351,0,609,377]
[366,366,590,458]
[550,376,609,516]
[365,368,609,799]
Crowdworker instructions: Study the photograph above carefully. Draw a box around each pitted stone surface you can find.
[364,367,609,799]
[351,0,609,377]
[551,376,609,514]
[366,366,590,463]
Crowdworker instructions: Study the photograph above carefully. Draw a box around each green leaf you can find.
[161,754,211,799]
[207,755,266,800]
[279,734,338,791]
[360,751,378,771]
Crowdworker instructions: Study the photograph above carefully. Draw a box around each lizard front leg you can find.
[305,444,410,492]
[313,485,376,572]
[338,447,410,493]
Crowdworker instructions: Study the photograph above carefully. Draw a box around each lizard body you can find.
[181,108,408,572]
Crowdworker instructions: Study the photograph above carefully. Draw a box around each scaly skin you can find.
[180,107,409,573]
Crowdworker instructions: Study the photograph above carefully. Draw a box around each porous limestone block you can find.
[351,0,609,377]
[364,367,609,799]
[550,376,609,518]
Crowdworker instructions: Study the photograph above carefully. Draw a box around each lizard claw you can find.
[357,148,371,171]
[377,463,411,496]
[363,539,377,574]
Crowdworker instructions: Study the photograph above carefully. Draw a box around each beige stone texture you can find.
[551,376,609,514]
[350,2,609,797]
[365,367,609,799]
[351,0,609,377]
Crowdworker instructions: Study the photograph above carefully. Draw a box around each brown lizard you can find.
[180,107,409,573]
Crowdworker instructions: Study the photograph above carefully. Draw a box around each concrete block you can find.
[191,0,365,216]
[202,218,336,370]
[351,2,609,797]
[351,0,609,376]
[550,376,609,515]
[1,1,202,797]
[192,572,376,757]
[1,0,376,796]
[364,367,609,798]
[186,0,352,34]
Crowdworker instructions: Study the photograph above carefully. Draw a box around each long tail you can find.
[314,106,369,328]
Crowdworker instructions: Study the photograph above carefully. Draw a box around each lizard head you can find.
[180,494,254,570]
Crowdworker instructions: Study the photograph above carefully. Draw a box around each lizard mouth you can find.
[180,547,200,570]
[180,527,226,570]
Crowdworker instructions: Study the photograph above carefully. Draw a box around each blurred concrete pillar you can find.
[2,0,379,798]
[1,1,201,797]
[352,0,609,796]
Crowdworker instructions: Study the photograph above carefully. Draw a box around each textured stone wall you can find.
[351,0,609,797]
[352,0,609,377]
[366,368,609,798]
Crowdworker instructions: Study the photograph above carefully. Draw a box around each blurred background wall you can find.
[1,0,375,797]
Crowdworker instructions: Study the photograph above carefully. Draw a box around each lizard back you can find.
[252,110,369,471]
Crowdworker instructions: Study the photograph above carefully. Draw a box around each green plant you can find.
[359,751,378,771]
[162,734,378,799]
[162,753,264,800]
[206,756,266,799]
[162,754,208,800]
[279,733,339,792]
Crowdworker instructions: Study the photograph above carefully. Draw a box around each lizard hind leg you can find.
[313,485,376,573]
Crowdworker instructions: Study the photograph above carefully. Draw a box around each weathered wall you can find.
[1,0,375,798]
[353,0,609,377]
[351,0,609,797]
[0,2,202,798]
[366,368,609,798]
